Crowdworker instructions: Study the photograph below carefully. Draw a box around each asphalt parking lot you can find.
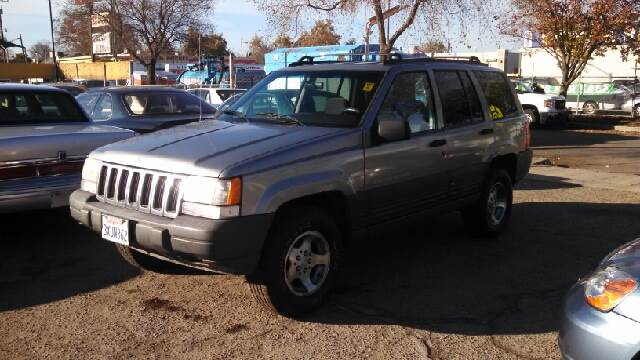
[2,130,640,360]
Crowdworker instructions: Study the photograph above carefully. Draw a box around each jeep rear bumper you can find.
[69,190,273,275]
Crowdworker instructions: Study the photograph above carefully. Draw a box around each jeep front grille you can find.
[96,164,184,218]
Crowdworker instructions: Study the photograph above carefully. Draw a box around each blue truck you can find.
[264,44,383,74]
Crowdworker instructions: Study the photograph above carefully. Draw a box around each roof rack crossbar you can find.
[288,53,486,67]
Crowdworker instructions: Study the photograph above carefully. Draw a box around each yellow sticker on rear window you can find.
[489,105,504,120]
[363,82,375,92]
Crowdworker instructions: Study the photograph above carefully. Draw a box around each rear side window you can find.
[434,70,484,127]
[0,92,87,124]
[93,94,113,121]
[77,93,100,113]
[474,71,519,120]
[123,92,209,115]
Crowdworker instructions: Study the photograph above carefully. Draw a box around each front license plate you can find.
[102,215,129,246]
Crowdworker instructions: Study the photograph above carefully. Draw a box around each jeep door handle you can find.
[479,128,494,135]
[429,139,447,147]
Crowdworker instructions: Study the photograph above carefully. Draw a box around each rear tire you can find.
[115,244,173,272]
[462,168,513,237]
[248,205,341,317]
[523,108,540,128]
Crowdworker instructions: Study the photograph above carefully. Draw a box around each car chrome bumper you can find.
[0,174,80,213]
[69,189,273,275]
[559,284,640,360]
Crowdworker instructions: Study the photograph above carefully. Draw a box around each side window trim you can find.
[461,69,488,124]
[93,93,113,122]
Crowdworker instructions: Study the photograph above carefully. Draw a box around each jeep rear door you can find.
[432,69,494,202]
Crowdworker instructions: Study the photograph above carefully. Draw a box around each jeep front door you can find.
[364,71,449,225]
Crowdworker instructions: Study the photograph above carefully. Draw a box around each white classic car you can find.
[0,83,134,213]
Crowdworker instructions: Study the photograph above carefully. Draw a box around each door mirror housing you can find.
[377,112,410,142]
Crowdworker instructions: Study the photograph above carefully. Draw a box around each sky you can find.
[0,0,520,57]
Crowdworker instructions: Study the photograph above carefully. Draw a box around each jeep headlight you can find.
[181,176,242,219]
[80,157,101,194]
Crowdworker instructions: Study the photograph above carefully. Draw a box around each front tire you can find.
[634,104,640,119]
[462,168,513,237]
[115,244,173,272]
[248,206,341,317]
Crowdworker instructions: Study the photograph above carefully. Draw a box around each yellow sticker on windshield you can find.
[489,105,504,120]
[363,82,375,92]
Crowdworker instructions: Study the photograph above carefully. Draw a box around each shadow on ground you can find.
[0,208,141,311]
[532,128,639,148]
[0,208,220,312]
[305,192,640,336]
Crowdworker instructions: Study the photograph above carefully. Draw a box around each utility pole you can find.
[19,34,26,63]
[0,1,7,63]
[48,0,58,81]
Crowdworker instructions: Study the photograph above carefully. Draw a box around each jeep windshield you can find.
[218,70,384,128]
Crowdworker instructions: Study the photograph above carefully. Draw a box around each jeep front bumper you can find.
[69,189,273,275]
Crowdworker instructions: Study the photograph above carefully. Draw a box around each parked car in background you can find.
[217,92,244,112]
[0,83,134,213]
[559,237,640,360]
[76,87,216,133]
[187,88,246,109]
[622,95,639,119]
[512,80,569,127]
[70,55,532,316]
[45,82,86,97]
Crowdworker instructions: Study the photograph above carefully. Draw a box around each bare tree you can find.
[29,42,52,63]
[250,0,493,56]
[57,0,94,56]
[96,0,217,84]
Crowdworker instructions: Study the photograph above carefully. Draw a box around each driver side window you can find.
[380,72,436,134]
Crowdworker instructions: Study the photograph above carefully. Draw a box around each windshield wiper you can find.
[255,112,304,126]
[221,109,249,122]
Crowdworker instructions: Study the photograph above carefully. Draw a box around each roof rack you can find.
[288,53,381,67]
[384,53,485,65]
[288,53,486,67]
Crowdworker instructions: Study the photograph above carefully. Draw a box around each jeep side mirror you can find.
[377,112,409,142]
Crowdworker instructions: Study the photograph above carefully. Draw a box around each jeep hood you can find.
[89,120,351,178]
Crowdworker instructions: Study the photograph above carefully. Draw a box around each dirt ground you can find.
[2,171,640,359]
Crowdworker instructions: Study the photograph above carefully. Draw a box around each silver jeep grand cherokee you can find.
[70,55,532,316]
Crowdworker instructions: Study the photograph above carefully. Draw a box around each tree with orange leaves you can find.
[506,0,640,96]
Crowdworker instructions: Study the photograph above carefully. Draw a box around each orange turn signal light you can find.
[226,177,242,206]
[586,278,637,312]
